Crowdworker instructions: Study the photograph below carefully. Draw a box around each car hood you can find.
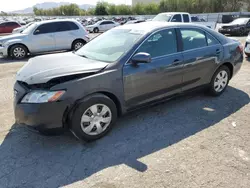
[16,52,109,85]
[0,33,27,42]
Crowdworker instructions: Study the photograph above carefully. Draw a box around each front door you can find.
[123,28,184,108]
[179,28,223,91]
[29,23,56,53]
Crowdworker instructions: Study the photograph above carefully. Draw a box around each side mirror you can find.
[171,19,177,22]
[131,52,151,65]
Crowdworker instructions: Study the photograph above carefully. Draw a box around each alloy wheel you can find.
[74,42,83,51]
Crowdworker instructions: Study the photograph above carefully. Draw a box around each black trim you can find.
[125,78,200,107]
[127,84,208,112]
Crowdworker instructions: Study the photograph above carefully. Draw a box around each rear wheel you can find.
[208,66,230,96]
[72,40,86,51]
[10,44,28,59]
[70,94,117,142]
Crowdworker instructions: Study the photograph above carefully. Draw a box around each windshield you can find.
[75,29,143,63]
[22,23,37,34]
[231,18,249,25]
[153,14,172,22]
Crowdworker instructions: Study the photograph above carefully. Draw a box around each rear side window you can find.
[34,23,56,35]
[171,14,182,22]
[137,29,177,58]
[206,33,220,46]
[68,22,79,30]
[183,15,190,23]
[180,29,207,51]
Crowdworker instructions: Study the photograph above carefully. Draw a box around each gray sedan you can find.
[0,19,90,59]
[14,22,243,141]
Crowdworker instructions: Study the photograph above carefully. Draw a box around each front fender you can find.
[6,39,29,49]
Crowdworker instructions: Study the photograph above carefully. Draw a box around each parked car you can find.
[0,19,90,59]
[86,20,120,33]
[0,21,21,34]
[152,12,217,29]
[218,18,250,36]
[14,22,243,141]
[244,32,250,57]
[12,22,34,34]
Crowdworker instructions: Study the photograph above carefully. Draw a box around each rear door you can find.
[178,28,223,91]
[123,28,184,108]
[106,21,116,30]
[29,23,56,53]
[54,21,79,50]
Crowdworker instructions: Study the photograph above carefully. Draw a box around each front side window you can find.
[137,29,177,58]
[171,15,182,22]
[180,29,207,51]
[75,29,143,62]
[34,23,56,35]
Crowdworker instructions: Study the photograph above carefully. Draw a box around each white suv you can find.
[86,20,120,33]
[0,19,90,59]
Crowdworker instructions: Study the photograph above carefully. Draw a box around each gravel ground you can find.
[0,35,249,188]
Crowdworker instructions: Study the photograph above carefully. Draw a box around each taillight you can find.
[237,44,244,53]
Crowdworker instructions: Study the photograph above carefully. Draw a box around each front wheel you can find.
[70,94,117,142]
[208,66,230,96]
[93,27,99,33]
[10,44,28,59]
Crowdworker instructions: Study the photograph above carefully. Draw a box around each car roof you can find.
[116,21,207,34]
[36,19,78,25]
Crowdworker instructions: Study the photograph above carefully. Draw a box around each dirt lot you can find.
[0,36,249,188]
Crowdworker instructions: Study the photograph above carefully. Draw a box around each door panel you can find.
[123,53,184,107]
[54,22,75,50]
[29,23,56,53]
[179,28,223,91]
[123,28,184,108]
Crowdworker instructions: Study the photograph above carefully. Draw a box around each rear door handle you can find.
[172,59,182,66]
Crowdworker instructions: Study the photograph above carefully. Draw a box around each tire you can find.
[208,66,230,96]
[70,94,117,142]
[72,39,86,51]
[10,44,28,59]
[238,28,246,36]
[93,27,99,33]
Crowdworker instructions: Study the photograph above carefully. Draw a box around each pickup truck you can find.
[152,12,217,30]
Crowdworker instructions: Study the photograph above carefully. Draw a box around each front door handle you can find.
[216,49,222,54]
[172,59,182,66]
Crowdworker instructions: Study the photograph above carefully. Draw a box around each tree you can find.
[95,2,108,15]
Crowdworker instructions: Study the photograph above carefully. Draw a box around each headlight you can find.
[21,90,65,103]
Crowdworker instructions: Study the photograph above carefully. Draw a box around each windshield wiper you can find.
[73,51,90,59]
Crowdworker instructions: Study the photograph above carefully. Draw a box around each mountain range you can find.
[10,2,95,14]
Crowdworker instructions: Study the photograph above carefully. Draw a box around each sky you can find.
[1,0,132,12]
